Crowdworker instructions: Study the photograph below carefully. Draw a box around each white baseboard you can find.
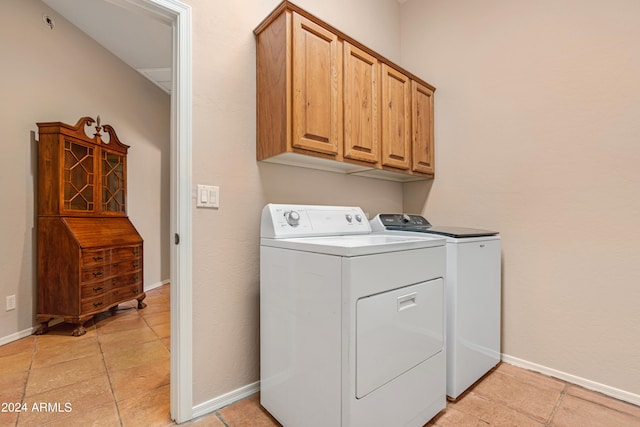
[501,353,640,407]
[145,278,170,292]
[191,381,260,419]
[0,279,169,347]
[0,327,37,346]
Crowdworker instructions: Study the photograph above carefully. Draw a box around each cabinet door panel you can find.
[344,42,379,164]
[381,64,411,170]
[292,12,342,156]
[412,81,435,175]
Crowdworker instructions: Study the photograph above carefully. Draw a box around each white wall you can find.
[401,0,640,400]
[0,0,170,341]
[186,0,405,405]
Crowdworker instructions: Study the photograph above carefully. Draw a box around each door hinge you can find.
[174,233,180,245]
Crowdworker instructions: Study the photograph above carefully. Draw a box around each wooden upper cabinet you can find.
[292,12,342,156]
[412,81,435,176]
[381,64,411,170]
[343,42,379,165]
[255,1,436,181]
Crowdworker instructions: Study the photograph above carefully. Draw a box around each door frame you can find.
[105,0,193,422]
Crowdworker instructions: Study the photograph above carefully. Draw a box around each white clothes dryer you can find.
[260,204,447,427]
[371,214,501,400]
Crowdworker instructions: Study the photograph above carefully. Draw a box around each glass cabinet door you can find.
[102,151,126,213]
[64,140,95,212]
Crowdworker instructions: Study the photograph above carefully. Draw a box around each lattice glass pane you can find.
[69,194,88,210]
[102,152,125,212]
[63,140,94,211]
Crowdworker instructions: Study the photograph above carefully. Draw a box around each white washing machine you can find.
[260,204,447,427]
[371,214,501,400]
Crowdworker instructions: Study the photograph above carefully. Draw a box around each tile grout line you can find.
[20,327,105,427]
[214,410,230,427]
[137,303,163,340]
[14,336,38,426]
[96,317,126,427]
[473,370,563,425]
[545,382,569,426]
[566,390,640,420]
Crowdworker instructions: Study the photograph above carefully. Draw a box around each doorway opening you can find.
[104,0,194,422]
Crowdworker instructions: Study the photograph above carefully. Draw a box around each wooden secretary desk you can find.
[35,116,146,336]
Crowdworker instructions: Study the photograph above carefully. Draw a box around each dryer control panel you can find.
[261,204,371,238]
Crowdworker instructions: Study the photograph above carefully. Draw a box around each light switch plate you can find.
[196,185,219,208]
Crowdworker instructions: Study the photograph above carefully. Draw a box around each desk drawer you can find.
[111,245,142,262]
[81,249,107,267]
[81,281,112,299]
[110,259,142,276]
[111,283,143,302]
[81,294,110,313]
[81,265,109,283]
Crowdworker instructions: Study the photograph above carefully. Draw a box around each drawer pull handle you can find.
[113,290,119,296]
[93,286,103,292]
[397,292,418,312]
[132,288,138,294]
[133,248,139,255]
[132,262,140,268]
[93,301,103,308]
[134,275,140,281]
[112,279,117,285]
[93,271,104,277]
[93,256,103,261]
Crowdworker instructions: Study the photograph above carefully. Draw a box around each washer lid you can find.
[389,225,498,238]
[260,233,444,256]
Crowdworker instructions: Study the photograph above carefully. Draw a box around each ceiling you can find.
[42,0,173,94]
[42,0,411,95]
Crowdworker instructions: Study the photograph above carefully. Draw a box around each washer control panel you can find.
[261,204,371,238]
[377,214,431,228]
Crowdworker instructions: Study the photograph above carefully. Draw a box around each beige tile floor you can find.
[1,283,639,426]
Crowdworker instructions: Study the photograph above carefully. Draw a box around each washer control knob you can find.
[285,210,301,227]
[402,214,411,224]
[345,214,353,223]
[355,214,363,222]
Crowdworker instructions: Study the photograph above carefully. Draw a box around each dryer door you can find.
[355,278,444,398]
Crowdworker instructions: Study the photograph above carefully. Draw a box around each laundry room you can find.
[1,0,639,425]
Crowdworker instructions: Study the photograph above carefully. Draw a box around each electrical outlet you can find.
[6,295,16,311]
